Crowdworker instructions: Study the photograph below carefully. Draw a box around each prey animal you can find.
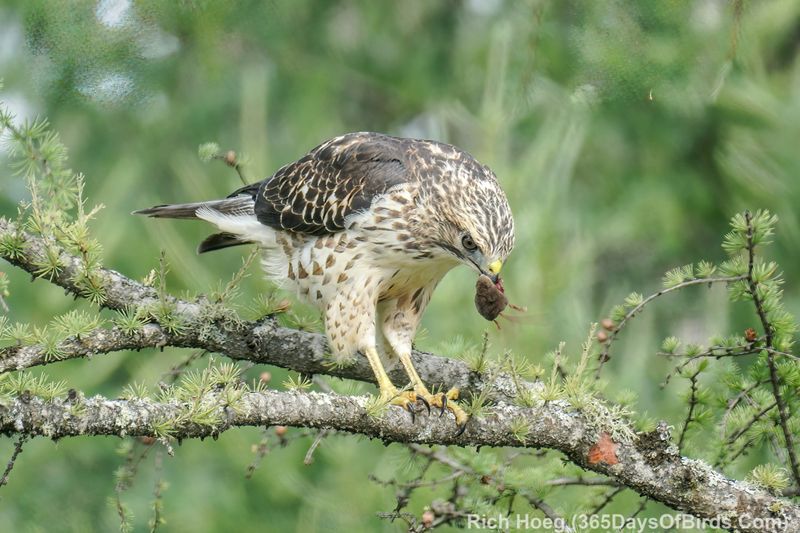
[136,132,515,432]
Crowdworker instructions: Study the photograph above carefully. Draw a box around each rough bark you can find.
[1,217,798,532]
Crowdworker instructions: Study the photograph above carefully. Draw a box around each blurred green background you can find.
[1,0,800,531]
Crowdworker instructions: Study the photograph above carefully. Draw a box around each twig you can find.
[303,430,329,465]
[677,366,702,452]
[245,430,270,479]
[546,476,620,487]
[591,486,625,514]
[744,210,800,489]
[725,401,778,446]
[720,379,770,439]
[161,349,206,383]
[149,449,165,533]
[619,498,650,532]
[525,494,574,532]
[596,274,746,378]
[0,436,27,488]
[213,151,249,186]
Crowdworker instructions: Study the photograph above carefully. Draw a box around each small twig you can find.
[406,444,573,531]
[218,249,260,302]
[245,430,270,479]
[149,449,165,533]
[370,471,464,490]
[744,210,800,489]
[213,150,249,186]
[720,379,770,439]
[725,401,778,446]
[114,442,152,531]
[303,430,329,465]
[677,367,702,452]
[591,486,626,514]
[0,436,27,488]
[302,375,334,465]
[660,346,761,388]
[546,476,620,487]
[161,349,206,383]
[596,274,746,378]
[619,498,650,532]
[525,494,574,532]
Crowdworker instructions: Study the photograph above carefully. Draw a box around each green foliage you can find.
[747,464,790,493]
[464,387,491,418]
[197,142,220,163]
[606,209,800,475]
[121,382,150,401]
[282,373,313,391]
[661,336,681,354]
[1,372,68,400]
[0,231,25,260]
[509,418,531,444]
[364,394,389,419]
[113,307,149,335]
[51,309,104,339]
[3,1,800,529]
[662,264,694,289]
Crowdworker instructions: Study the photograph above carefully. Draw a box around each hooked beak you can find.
[484,260,503,284]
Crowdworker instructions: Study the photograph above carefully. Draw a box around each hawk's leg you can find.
[378,296,468,432]
[363,346,421,416]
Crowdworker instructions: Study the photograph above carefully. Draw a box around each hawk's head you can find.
[415,155,515,282]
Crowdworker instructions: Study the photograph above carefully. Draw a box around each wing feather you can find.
[250,132,410,235]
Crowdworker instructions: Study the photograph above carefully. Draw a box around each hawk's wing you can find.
[231,133,411,235]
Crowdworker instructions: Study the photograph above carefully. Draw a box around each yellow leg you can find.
[396,351,468,428]
[363,345,397,398]
[363,346,419,411]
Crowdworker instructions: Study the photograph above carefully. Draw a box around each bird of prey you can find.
[135,132,515,431]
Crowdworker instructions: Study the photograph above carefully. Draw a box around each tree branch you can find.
[3,390,798,532]
[2,217,800,531]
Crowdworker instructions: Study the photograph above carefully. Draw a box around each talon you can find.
[455,421,467,437]
[440,393,447,417]
[417,395,431,414]
[406,402,416,423]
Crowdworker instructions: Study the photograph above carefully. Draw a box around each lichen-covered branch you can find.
[0,218,517,401]
[2,217,800,531]
[2,390,797,532]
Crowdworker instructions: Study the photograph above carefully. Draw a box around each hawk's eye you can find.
[461,234,478,252]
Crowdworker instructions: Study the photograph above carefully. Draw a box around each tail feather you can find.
[197,232,250,254]
[134,195,259,254]
[132,195,254,219]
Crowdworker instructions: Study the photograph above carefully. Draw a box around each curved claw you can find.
[417,395,431,415]
[439,393,447,417]
[454,421,467,437]
[405,402,416,423]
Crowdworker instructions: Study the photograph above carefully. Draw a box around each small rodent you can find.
[475,274,508,321]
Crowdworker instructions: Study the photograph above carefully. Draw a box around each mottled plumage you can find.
[136,132,515,429]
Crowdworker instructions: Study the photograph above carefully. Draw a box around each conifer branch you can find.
[1,383,799,529]
[744,210,800,489]
[596,274,746,376]
[2,215,800,530]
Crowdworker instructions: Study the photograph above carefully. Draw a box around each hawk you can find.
[136,132,515,431]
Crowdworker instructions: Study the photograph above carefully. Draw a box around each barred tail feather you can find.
[132,195,255,219]
[134,195,268,254]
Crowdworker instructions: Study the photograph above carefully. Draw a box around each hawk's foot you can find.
[420,387,468,436]
[385,390,427,423]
